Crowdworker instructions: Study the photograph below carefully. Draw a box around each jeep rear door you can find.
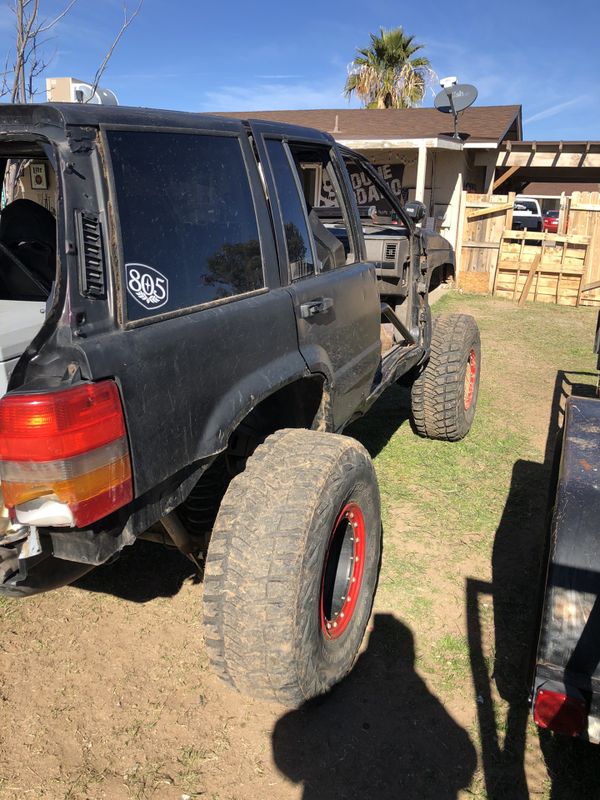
[250,123,381,430]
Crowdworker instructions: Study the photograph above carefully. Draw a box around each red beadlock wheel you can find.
[320,502,366,640]
[464,348,477,411]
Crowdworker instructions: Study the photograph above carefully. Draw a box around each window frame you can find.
[262,135,318,283]
[100,123,269,329]
[286,140,361,271]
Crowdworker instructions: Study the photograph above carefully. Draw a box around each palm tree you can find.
[344,27,432,109]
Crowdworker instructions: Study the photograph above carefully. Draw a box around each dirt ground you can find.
[2,293,600,800]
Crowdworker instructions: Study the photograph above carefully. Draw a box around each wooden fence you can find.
[457,190,600,306]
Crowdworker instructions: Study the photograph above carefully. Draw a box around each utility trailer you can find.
[531,314,600,741]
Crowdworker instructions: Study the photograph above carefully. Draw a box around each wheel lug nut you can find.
[326,622,332,629]
[333,621,338,628]
[353,522,358,528]
[352,577,356,582]
[340,612,345,618]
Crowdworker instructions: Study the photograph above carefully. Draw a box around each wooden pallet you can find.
[492,231,591,306]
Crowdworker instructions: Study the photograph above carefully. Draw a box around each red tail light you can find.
[0,381,132,527]
[533,688,587,738]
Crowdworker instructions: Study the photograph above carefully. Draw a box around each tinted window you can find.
[107,130,264,320]
[265,139,314,280]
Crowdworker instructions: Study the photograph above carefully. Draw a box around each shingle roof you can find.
[215,105,522,144]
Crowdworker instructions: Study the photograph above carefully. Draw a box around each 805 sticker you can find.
[126,263,169,312]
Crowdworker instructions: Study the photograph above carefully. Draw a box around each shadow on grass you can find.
[468,371,600,799]
[347,382,413,458]
[272,612,477,800]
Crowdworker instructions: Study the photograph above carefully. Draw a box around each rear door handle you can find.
[300,297,334,319]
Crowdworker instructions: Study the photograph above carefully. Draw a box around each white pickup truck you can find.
[512,195,543,232]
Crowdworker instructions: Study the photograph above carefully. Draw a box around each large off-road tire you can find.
[411,313,481,441]
[203,428,381,706]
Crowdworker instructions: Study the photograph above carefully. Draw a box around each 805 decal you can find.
[126,263,169,311]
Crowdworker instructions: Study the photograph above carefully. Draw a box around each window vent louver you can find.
[76,212,106,297]
[384,242,398,262]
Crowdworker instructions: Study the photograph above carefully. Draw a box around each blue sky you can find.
[0,0,597,140]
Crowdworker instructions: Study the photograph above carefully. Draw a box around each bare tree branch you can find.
[87,0,143,101]
[3,0,143,106]
[36,0,78,33]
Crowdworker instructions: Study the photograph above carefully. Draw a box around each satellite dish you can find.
[434,83,478,139]
[71,80,119,106]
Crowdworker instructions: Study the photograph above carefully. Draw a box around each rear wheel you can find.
[411,313,481,441]
[203,428,381,706]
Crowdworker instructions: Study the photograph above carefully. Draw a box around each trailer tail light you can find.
[533,688,587,738]
[0,381,132,528]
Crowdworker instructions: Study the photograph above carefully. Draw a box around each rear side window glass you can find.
[107,130,264,321]
[265,139,315,280]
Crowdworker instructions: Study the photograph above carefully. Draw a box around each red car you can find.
[543,209,559,233]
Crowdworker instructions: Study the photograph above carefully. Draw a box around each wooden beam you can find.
[467,201,513,220]
[462,241,502,249]
[519,254,541,306]
[570,203,600,212]
[493,165,520,192]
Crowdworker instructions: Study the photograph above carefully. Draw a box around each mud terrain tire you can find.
[411,313,481,441]
[203,428,381,706]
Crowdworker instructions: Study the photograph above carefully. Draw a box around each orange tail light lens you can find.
[0,381,132,528]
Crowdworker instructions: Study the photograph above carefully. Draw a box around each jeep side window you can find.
[342,155,407,227]
[106,130,264,321]
[287,143,357,270]
[264,138,315,281]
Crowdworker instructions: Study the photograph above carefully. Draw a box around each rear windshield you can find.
[514,200,538,214]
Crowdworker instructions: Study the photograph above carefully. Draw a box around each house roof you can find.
[215,105,522,145]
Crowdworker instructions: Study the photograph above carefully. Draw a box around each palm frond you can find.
[345,26,434,108]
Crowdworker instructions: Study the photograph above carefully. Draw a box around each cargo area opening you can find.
[0,141,58,396]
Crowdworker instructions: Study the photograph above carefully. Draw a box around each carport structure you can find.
[490,140,600,193]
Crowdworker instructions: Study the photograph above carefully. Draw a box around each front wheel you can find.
[203,428,381,706]
[411,313,481,441]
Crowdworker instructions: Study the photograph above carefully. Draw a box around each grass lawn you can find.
[348,292,600,799]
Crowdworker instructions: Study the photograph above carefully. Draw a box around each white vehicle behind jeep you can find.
[0,299,45,396]
[0,300,46,534]
[512,195,543,232]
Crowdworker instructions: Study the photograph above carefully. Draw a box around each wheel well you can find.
[429,262,455,291]
[176,376,328,543]
[227,376,327,463]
